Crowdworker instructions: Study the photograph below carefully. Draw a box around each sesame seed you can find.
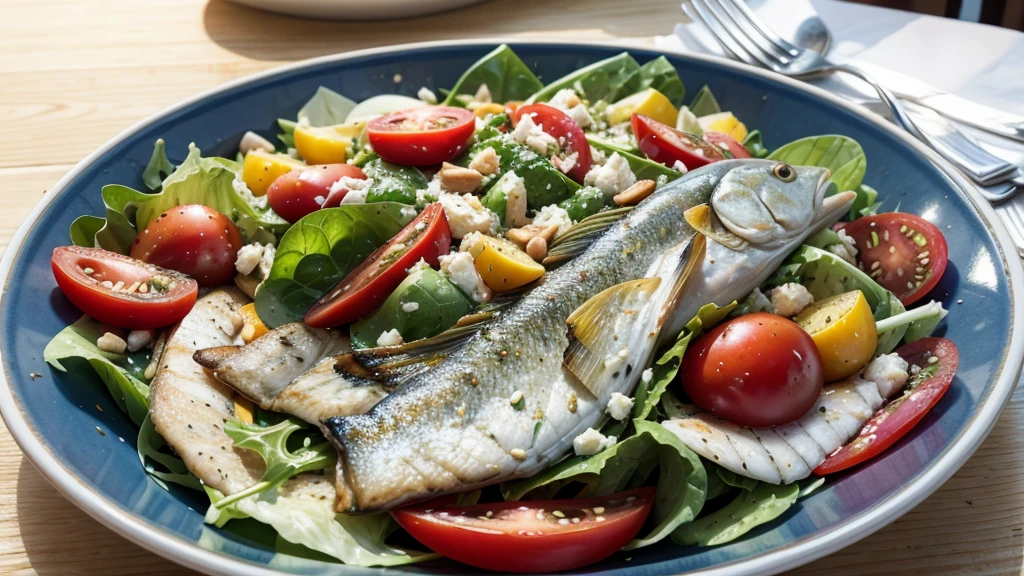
[889,246,896,254]
[593,506,605,514]
[929,356,939,364]
[596,516,606,522]
[572,517,581,524]
[111,280,125,292]
[82,267,95,275]
[552,510,565,518]
[557,518,570,526]
[921,258,929,265]
[510,448,527,461]
[870,261,881,271]
[900,225,908,233]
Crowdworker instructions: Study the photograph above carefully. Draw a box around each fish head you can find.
[708,160,856,247]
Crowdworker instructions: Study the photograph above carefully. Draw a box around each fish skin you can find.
[324,159,846,513]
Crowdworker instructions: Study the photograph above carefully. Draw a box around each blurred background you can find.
[847,0,1023,29]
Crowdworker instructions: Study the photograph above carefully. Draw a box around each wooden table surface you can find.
[1,0,1022,574]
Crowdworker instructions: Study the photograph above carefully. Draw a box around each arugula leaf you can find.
[501,420,706,550]
[138,413,202,491]
[672,481,799,546]
[214,418,334,510]
[44,316,151,426]
[637,56,685,106]
[741,130,770,159]
[442,44,544,106]
[688,85,721,117]
[587,138,681,185]
[297,86,358,127]
[142,138,175,191]
[528,52,642,105]
[350,268,473,349]
[768,135,867,192]
[254,204,410,327]
[362,157,428,204]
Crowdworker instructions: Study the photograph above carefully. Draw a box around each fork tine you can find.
[710,0,792,63]
[697,0,782,70]
[684,0,759,67]
[716,0,800,57]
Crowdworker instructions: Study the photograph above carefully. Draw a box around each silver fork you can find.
[683,0,1024,199]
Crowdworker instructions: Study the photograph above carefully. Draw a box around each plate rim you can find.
[0,37,1021,576]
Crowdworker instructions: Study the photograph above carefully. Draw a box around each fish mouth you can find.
[814,170,856,228]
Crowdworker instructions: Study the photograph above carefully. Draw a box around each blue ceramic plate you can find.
[1,41,1021,576]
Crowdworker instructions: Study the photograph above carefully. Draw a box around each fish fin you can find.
[684,204,748,250]
[192,346,241,370]
[658,232,707,328]
[563,277,662,396]
[544,207,632,266]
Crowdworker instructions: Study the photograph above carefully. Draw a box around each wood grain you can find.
[0,0,1020,574]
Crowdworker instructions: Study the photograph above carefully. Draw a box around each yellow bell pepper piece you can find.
[473,103,507,118]
[795,290,878,382]
[698,112,748,141]
[239,302,269,344]
[233,395,256,424]
[242,150,304,197]
[471,236,546,292]
[607,88,677,127]
[294,122,365,165]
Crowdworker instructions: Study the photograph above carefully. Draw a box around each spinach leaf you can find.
[297,86,358,127]
[255,204,409,327]
[741,130,770,158]
[44,316,152,426]
[672,481,799,546]
[142,138,175,190]
[528,52,642,105]
[475,138,579,208]
[688,85,721,117]
[362,157,428,204]
[138,413,202,491]
[588,138,681,185]
[558,186,606,221]
[637,56,685,106]
[443,44,544,106]
[350,268,473,349]
[768,135,867,192]
[501,420,706,550]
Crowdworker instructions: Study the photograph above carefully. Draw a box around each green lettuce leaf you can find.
[741,130,770,159]
[637,56,685,106]
[69,215,106,248]
[528,52,642,105]
[443,44,544,106]
[672,481,799,546]
[138,413,202,491]
[768,135,867,192]
[142,138,175,191]
[501,420,706,550]
[850,183,882,219]
[43,316,151,426]
[254,204,410,327]
[688,85,721,117]
[297,86,358,127]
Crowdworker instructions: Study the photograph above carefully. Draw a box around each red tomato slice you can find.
[267,164,367,223]
[680,313,824,427]
[391,487,655,573]
[631,113,728,170]
[51,246,198,329]
[304,204,451,328]
[367,106,475,166]
[814,337,959,475]
[129,205,242,287]
[841,212,948,306]
[511,103,593,182]
[704,131,750,159]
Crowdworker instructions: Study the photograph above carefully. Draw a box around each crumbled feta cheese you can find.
[672,160,689,174]
[415,178,443,208]
[531,204,573,238]
[584,152,636,197]
[474,83,492,104]
[769,283,815,317]
[459,231,486,255]
[552,152,579,175]
[469,146,500,176]
[258,244,276,280]
[548,89,581,110]
[417,86,438,105]
[232,177,268,211]
[97,332,127,355]
[401,301,420,313]
[743,287,776,314]
[126,330,155,353]
[511,113,559,156]
[341,188,368,204]
[332,175,372,205]
[863,353,910,398]
[606,393,634,421]
[376,329,404,347]
[437,192,497,239]
[491,171,529,228]
[827,229,859,265]
[234,243,265,276]
[440,251,492,303]
[573,428,617,456]
[407,258,431,273]
[400,205,418,222]
[641,368,654,384]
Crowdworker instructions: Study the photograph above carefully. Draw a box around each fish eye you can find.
[772,163,796,182]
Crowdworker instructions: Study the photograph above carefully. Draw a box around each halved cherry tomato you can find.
[304,204,451,327]
[841,212,948,306]
[631,113,728,170]
[680,313,824,427]
[51,246,198,329]
[391,487,655,573]
[815,337,958,475]
[266,164,367,223]
[129,205,242,287]
[511,103,593,182]
[704,130,750,159]
[367,106,475,166]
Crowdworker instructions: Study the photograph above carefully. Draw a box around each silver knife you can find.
[852,60,1024,143]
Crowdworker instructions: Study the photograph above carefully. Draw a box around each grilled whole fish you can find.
[662,354,911,484]
[323,159,855,512]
